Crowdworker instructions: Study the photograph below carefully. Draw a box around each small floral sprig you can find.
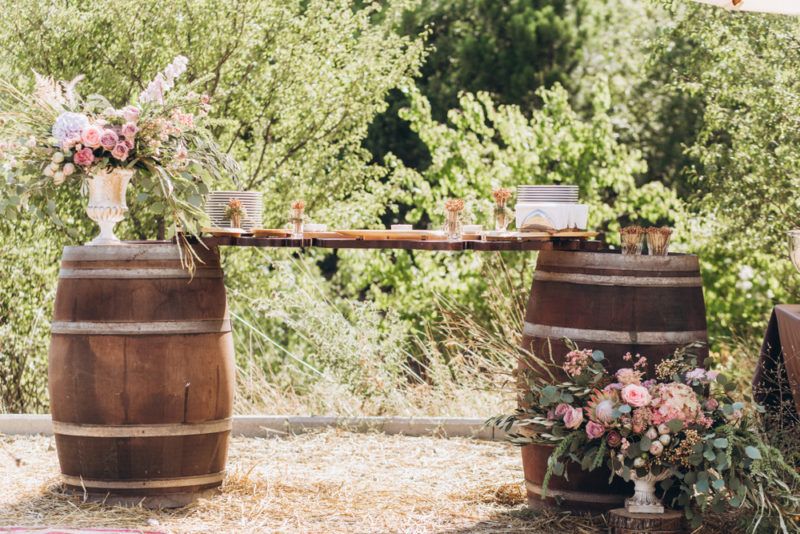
[291,199,306,211]
[491,188,513,206]
[444,198,465,212]
[224,198,247,220]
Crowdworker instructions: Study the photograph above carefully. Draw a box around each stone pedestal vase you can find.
[86,167,133,246]
[616,467,673,514]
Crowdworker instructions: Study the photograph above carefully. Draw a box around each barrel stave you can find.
[48,244,234,507]
[520,250,709,513]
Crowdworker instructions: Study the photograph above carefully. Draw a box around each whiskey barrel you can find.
[48,243,235,508]
[520,250,708,513]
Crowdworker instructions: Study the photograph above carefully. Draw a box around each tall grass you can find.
[227,250,522,417]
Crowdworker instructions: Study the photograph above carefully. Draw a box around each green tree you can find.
[0,0,426,411]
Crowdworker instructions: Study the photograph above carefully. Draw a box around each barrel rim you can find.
[537,250,700,271]
[62,244,217,262]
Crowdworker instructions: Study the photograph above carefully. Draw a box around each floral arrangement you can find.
[444,198,465,213]
[646,226,673,256]
[491,188,513,231]
[0,56,239,264]
[224,198,247,228]
[490,343,800,531]
[619,225,645,255]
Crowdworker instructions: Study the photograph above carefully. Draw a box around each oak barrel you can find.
[48,243,235,508]
[520,250,708,513]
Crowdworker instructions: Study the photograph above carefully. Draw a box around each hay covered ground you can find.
[0,430,608,534]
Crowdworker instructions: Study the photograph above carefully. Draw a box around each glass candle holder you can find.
[444,210,462,241]
[290,208,304,238]
[494,204,510,232]
[646,227,673,256]
[620,226,645,255]
[788,230,800,274]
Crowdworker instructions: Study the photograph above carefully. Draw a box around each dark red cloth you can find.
[754,305,800,417]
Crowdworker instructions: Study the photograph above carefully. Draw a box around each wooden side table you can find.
[753,305,800,418]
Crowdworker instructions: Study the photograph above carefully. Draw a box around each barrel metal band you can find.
[525,479,625,504]
[534,271,703,287]
[61,471,225,489]
[524,323,707,345]
[52,418,232,438]
[59,268,222,279]
[51,319,231,335]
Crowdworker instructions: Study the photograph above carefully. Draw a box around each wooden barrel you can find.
[520,250,708,513]
[48,243,235,508]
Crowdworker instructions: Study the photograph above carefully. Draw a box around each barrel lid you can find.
[62,243,217,262]
[536,250,699,272]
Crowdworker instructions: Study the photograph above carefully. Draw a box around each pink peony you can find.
[563,406,584,429]
[585,421,605,439]
[73,147,95,167]
[100,129,119,151]
[80,125,103,148]
[621,384,651,407]
[122,106,140,123]
[704,398,719,411]
[121,122,138,139]
[111,142,129,161]
[650,383,703,426]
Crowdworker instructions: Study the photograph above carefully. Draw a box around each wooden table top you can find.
[192,235,606,252]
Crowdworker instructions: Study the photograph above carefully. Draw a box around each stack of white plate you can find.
[517,185,579,203]
[515,185,587,231]
[205,191,263,231]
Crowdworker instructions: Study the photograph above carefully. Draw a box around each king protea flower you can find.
[586,389,618,424]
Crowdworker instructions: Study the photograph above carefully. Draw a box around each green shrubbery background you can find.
[1,0,799,413]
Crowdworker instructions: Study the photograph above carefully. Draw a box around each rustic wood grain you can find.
[608,508,686,534]
[48,244,235,507]
[519,250,708,514]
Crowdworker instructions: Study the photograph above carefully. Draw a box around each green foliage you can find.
[0,219,63,412]
[0,0,425,225]
[648,2,800,337]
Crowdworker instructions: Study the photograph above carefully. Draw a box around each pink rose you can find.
[554,403,571,418]
[621,384,652,407]
[585,421,605,439]
[563,407,584,430]
[704,398,719,411]
[111,142,129,161]
[73,147,95,167]
[100,129,119,151]
[606,430,622,448]
[80,125,103,148]
[122,106,140,123]
[123,139,135,150]
[121,122,138,139]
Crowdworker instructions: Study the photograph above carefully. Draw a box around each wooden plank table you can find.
[193,235,606,252]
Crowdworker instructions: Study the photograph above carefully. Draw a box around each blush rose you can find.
[73,147,95,167]
[80,125,103,148]
[621,384,651,407]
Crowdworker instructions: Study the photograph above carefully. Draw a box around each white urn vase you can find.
[86,167,133,246]
[616,467,673,514]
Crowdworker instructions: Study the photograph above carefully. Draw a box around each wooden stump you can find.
[608,509,685,534]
